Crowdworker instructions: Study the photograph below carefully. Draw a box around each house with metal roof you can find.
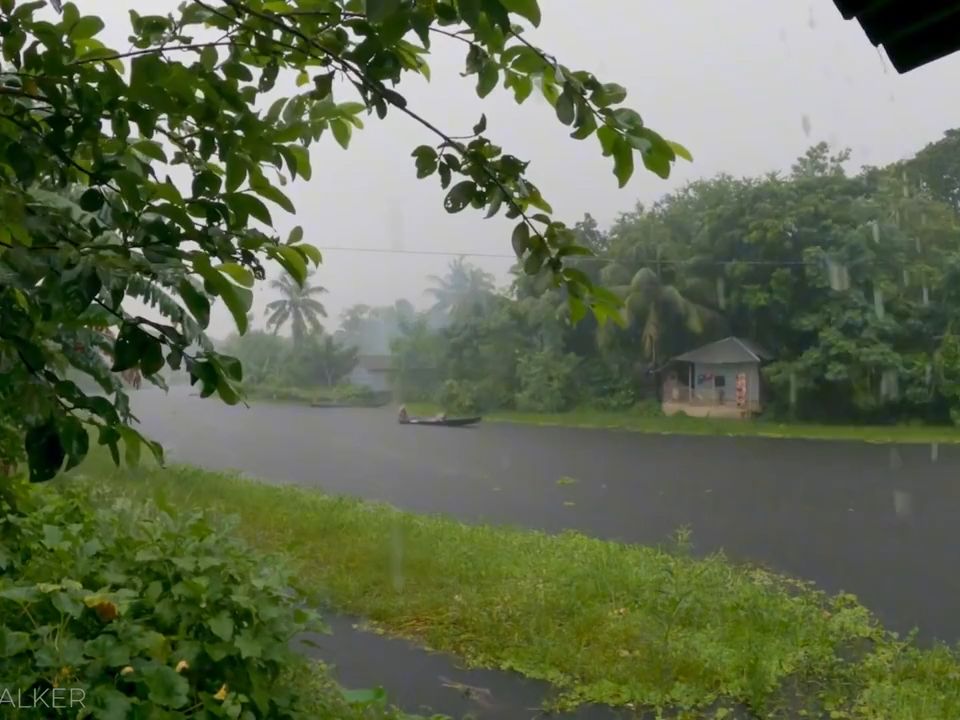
[661,337,773,419]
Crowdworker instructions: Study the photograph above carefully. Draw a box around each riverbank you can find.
[406,403,960,445]
[82,454,960,719]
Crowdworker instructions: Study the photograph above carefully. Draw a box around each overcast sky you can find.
[88,1,960,338]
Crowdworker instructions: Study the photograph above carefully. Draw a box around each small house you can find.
[348,354,394,393]
[660,337,772,418]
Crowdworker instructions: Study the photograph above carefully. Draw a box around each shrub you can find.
[437,379,481,414]
[0,480,327,719]
[515,351,579,413]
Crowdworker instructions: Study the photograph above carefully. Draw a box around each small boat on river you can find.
[397,405,481,428]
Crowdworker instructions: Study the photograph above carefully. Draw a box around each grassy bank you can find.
[244,383,391,407]
[407,403,960,445]
[82,455,960,719]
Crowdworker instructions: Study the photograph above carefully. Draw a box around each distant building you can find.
[348,354,394,393]
[660,337,773,419]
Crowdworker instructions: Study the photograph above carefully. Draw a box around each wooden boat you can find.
[401,416,482,428]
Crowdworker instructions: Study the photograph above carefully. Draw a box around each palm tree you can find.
[599,263,720,367]
[427,258,495,317]
[264,270,327,345]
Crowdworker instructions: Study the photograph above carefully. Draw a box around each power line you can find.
[314,245,820,266]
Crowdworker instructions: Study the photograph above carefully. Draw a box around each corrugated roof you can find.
[830,0,960,73]
[671,337,773,365]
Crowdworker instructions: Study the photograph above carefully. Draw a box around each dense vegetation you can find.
[390,133,960,424]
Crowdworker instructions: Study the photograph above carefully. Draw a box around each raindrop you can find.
[871,221,880,244]
[921,212,927,227]
[921,285,929,306]
[808,5,816,28]
[893,490,913,518]
[925,363,933,386]
[716,276,726,309]
[880,369,899,401]
[915,236,922,253]
[826,258,849,291]
[778,28,789,45]
[889,447,902,471]
[902,268,909,286]
[801,114,812,137]
[389,521,404,592]
[789,371,798,407]
[873,287,885,319]
[931,442,939,462]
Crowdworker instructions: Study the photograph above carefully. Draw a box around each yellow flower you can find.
[120,666,134,676]
[213,684,228,701]
[175,660,189,673]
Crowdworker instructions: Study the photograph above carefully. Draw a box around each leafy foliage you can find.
[393,135,960,425]
[0,478,328,719]
[0,0,687,483]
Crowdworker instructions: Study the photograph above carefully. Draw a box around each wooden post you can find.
[688,363,693,401]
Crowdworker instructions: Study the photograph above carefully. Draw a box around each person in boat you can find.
[398,405,409,424]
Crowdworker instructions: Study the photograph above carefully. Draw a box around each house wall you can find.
[693,362,761,407]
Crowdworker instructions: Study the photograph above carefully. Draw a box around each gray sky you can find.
[87,1,960,338]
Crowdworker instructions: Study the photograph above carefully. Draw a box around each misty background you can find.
[89,0,960,338]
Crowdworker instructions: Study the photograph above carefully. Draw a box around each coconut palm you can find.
[264,270,327,345]
[599,263,721,366]
[427,258,495,317]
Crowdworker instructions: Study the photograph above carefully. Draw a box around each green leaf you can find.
[555,89,575,126]
[25,421,65,483]
[200,45,218,70]
[596,124,618,157]
[132,140,167,162]
[612,138,634,187]
[179,280,211,328]
[593,82,627,107]
[141,664,190,709]
[80,188,105,211]
[500,0,541,26]
[226,193,272,226]
[293,243,323,266]
[477,62,498,98]
[668,140,693,162]
[5,143,36,185]
[220,283,253,334]
[568,295,587,324]
[226,155,246,192]
[331,119,351,149]
[274,246,308,287]
[458,0,482,26]
[444,181,475,213]
[140,336,165,376]
[60,418,89,472]
[366,0,401,23]
[252,183,295,214]
[511,222,530,257]
[287,225,304,244]
[70,15,105,39]
[112,324,149,372]
[208,612,234,641]
[118,426,142,468]
[412,145,438,178]
[473,114,487,134]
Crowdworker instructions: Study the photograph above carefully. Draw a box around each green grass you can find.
[407,403,960,445]
[244,384,390,407]
[79,453,960,719]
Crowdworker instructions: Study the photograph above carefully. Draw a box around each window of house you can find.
[715,376,726,388]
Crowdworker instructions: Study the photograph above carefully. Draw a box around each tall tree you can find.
[427,258,496,318]
[265,271,328,345]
